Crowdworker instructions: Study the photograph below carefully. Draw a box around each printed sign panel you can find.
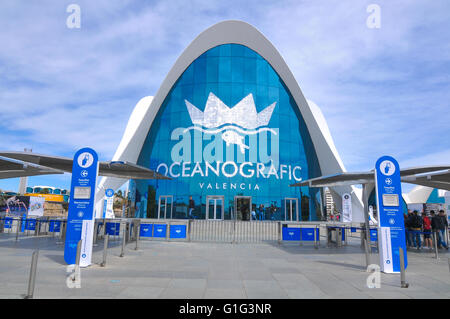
[300,228,319,241]
[49,220,61,232]
[25,219,36,231]
[370,229,378,241]
[4,217,13,228]
[170,225,187,239]
[342,193,352,222]
[153,224,167,238]
[105,222,120,236]
[375,156,407,273]
[28,196,44,217]
[140,224,153,237]
[282,227,301,241]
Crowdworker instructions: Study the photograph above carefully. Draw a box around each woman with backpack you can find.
[422,212,432,250]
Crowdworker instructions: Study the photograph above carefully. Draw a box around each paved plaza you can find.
[0,234,449,299]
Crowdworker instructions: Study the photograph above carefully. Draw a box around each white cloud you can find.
[0,0,449,191]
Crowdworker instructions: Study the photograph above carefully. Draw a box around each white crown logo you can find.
[185,92,276,130]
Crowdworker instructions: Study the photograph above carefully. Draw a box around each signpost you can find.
[374,155,407,273]
[64,148,99,267]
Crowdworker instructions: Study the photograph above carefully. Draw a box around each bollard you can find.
[15,219,21,242]
[135,221,140,250]
[364,237,371,270]
[278,222,282,245]
[187,220,191,242]
[120,222,126,257]
[24,250,39,299]
[399,247,409,288]
[433,231,439,260]
[93,221,98,246]
[314,225,318,249]
[100,235,109,267]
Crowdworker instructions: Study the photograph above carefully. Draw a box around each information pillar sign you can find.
[374,155,407,273]
[342,193,352,222]
[64,148,99,267]
[103,188,115,219]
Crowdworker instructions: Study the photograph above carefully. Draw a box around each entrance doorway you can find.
[158,195,173,219]
[234,196,252,221]
[206,195,224,220]
[284,198,299,221]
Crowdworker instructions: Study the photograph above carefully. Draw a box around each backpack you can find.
[411,215,422,228]
[423,217,431,230]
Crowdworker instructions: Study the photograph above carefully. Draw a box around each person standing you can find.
[435,210,448,249]
[410,210,422,249]
[421,212,432,249]
[258,204,265,221]
[404,212,412,248]
[188,196,195,219]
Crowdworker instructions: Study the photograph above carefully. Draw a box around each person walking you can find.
[421,212,432,249]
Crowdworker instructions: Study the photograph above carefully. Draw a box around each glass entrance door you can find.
[234,196,252,221]
[284,198,299,221]
[206,195,224,220]
[158,195,173,219]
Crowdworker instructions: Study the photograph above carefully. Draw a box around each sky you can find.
[0,0,449,192]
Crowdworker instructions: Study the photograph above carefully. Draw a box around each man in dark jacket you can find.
[432,210,448,249]
[409,210,422,249]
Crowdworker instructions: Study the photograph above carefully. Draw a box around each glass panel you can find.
[134,44,322,220]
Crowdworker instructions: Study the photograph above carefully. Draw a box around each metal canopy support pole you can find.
[362,183,372,252]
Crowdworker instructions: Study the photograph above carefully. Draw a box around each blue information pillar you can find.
[374,156,407,273]
[64,148,99,266]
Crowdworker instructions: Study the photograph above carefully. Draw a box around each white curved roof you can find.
[95,20,364,221]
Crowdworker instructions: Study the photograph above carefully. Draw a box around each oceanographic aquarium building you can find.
[96,21,364,222]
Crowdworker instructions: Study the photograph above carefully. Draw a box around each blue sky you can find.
[0,0,449,192]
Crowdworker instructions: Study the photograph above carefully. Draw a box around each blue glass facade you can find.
[132,44,323,221]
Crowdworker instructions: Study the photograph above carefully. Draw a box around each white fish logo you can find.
[222,130,249,154]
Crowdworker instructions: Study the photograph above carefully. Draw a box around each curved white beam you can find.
[96,20,364,220]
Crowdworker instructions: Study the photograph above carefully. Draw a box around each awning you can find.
[0,157,64,179]
[290,165,450,190]
[0,151,171,180]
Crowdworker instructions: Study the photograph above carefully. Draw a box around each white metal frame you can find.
[206,195,225,220]
[284,198,299,222]
[157,195,173,219]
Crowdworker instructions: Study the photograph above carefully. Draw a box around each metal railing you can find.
[189,219,279,243]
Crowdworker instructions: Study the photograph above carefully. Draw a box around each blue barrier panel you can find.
[370,229,378,241]
[300,228,320,241]
[140,224,153,237]
[282,227,301,241]
[4,217,13,229]
[351,227,357,233]
[49,220,61,232]
[153,224,167,238]
[170,225,186,239]
[105,222,120,236]
[25,219,36,231]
